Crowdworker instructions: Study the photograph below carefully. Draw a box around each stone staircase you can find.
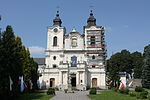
[128,79,142,87]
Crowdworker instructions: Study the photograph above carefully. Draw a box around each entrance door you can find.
[50,78,55,88]
[71,74,76,87]
[92,78,97,87]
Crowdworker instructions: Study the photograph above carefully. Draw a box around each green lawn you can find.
[88,90,148,100]
[17,90,54,100]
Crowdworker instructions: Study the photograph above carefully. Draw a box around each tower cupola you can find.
[87,10,96,26]
[53,11,62,26]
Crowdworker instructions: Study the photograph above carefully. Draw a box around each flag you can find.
[109,80,113,86]
[128,81,133,87]
[119,82,125,90]
[29,80,33,90]
[19,76,24,92]
[37,80,40,89]
[9,76,13,91]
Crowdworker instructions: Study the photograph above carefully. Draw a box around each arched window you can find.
[92,55,95,59]
[71,36,77,47]
[53,56,56,60]
[90,36,95,46]
[53,64,57,68]
[71,56,77,67]
[53,36,57,46]
[92,65,95,68]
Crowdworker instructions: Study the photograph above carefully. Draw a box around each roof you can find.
[33,58,45,65]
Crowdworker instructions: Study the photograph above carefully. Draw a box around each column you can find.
[59,71,62,85]
[78,71,80,85]
[83,72,85,85]
[76,71,79,85]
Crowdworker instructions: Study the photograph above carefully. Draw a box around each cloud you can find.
[29,46,45,57]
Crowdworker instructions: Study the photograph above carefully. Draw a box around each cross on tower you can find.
[56,6,60,12]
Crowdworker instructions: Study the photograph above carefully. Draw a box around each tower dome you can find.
[87,10,96,26]
[53,11,62,26]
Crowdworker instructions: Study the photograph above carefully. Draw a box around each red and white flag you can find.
[109,81,113,86]
[119,82,125,90]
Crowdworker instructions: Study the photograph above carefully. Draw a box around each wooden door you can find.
[92,78,97,87]
[50,78,55,88]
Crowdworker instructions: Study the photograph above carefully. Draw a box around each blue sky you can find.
[0,0,150,58]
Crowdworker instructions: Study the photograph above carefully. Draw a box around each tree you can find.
[119,50,133,74]
[30,58,38,89]
[142,44,150,89]
[131,51,143,78]
[107,52,121,87]
[0,25,20,99]
[0,25,38,99]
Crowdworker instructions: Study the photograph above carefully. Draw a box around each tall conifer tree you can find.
[142,44,150,89]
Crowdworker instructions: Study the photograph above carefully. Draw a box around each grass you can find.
[17,90,54,100]
[88,90,148,100]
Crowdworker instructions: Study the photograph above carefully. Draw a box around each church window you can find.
[71,36,77,47]
[92,55,95,59]
[71,56,77,67]
[53,56,56,60]
[53,64,57,68]
[53,36,57,46]
[90,36,95,46]
[92,65,95,68]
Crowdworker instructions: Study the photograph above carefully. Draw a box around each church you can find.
[37,10,107,90]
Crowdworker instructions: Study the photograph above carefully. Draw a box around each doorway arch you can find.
[92,78,97,87]
[50,78,55,88]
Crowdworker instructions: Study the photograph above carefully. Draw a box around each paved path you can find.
[50,91,91,100]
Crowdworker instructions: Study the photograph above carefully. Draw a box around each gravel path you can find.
[50,91,91,100]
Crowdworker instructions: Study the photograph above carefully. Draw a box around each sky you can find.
[0,0,150,58]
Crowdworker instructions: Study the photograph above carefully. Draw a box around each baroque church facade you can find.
[38,11,107,90]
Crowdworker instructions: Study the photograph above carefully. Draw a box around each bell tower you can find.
[46,11,66,50]
[84,10,107,68]
[45,11,66,68]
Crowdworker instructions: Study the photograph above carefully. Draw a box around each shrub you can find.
[118,88,129,94]
[112,88,118,92]
[89,88,97,94]
[118,89,124,94]
[47,88,55,95]
[129,92,136,97]
[64,89,68,93]
[135,86,144,92]
[136,91,148,99]
[123,88,129,94]
[148,96,150,100]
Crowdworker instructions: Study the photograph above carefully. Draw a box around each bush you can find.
[135,86,144,92]
[136,91,148,99]
[47,88,55,95]
[89,88,97,94]
[123,88,129,94]
[129,92,136,97]
[148,96,150,100]
[64,89,68,93]
[118,88,129,94]
[112,88,118,92]
[118,89,124,94]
